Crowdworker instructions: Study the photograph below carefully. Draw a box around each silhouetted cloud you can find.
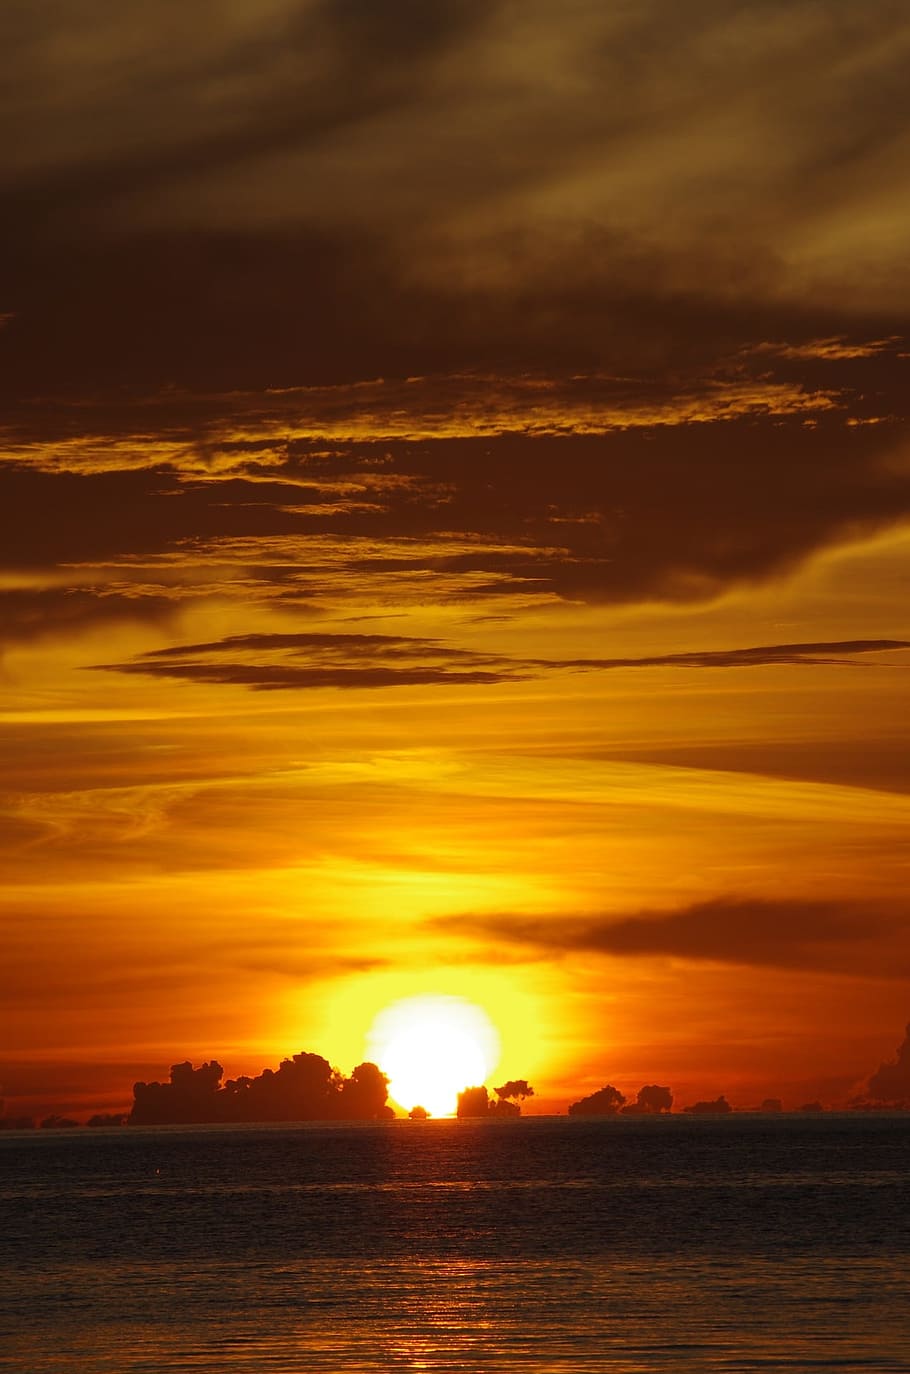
[439,896,910,977]
[93,632,910,694]
[542,639,910,672]
[94,631,524,690]
[0,587,177,649]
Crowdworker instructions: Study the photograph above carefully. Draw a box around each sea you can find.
[2,1114,909,1372]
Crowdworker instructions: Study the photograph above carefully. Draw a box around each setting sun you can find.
[367,995,501,1117]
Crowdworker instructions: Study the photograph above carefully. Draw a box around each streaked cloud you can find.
[94,631,524,690]
[94,633,910,693]
[437,895,910,978]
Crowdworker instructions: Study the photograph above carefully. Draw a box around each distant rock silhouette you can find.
[866,1022,910,1104]
[130,1052,393,1125]
[568,1084,627,1116]
[622,1084,673,1115]
[759,1098,783,1113]
[40,1114,80,1129]
[456,1085,491,1117]
[87,1112,127,1127]
[457,1080,536,1117]
[408,1105,429,1120]
[683,1095,732,1115]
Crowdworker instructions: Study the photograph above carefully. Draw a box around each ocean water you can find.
[2,1114,909,1372]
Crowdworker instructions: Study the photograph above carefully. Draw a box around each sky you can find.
[2,0,910,1119]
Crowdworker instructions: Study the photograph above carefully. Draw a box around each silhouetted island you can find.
[130,1053,394,1125]
[568,1084,673,1116]
[684,1095,732,1115]
[456,1080,535,1117]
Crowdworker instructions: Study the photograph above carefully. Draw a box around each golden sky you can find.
[2,1,910,1119]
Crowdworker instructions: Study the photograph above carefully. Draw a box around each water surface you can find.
[3,1114,908,1371]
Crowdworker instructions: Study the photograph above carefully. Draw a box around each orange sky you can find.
[2,1,910,1120]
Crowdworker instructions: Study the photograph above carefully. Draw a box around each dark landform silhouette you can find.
[864,1022,910,1102]
[4,1021,910,1127]
[456,1080,535,1117]
[568,1084,673,1116]
[684,1095,732,1115]
[130,1053,393,1125]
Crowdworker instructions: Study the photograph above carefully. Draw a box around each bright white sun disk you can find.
[367,995,500,1117]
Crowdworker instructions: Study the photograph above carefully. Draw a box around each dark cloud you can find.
[3,2,910,399]
[373,425,908,605]
[6,405,906,612]
[93,631,909,694]
[437,896,910,977]
[548,639,910,671]
[0,587,177,649]
[93,630,524,690]
[599,738,910,796]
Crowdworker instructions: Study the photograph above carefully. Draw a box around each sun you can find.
[367,994,501,1117]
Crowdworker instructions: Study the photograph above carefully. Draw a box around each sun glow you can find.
[367,994,501,1117]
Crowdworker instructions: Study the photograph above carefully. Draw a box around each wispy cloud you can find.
[93,630,525,690]
[745,336,902,362]
[436,895,910,978]
[93,632,910,693]
[543,639,910,672]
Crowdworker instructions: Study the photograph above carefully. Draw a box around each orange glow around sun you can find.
[367,994,501,1117]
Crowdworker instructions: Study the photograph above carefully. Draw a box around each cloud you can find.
[93,632,910,694]
[3,5,910,621]
[4,2,910,401]
[546,639,910,671]
[437,896,910,978]
[601,737,910,797]
[7,409,906,612]
[745,337,901,362]
[93,630,525,690]
[0,587,177,649]
[0,368,851,469]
